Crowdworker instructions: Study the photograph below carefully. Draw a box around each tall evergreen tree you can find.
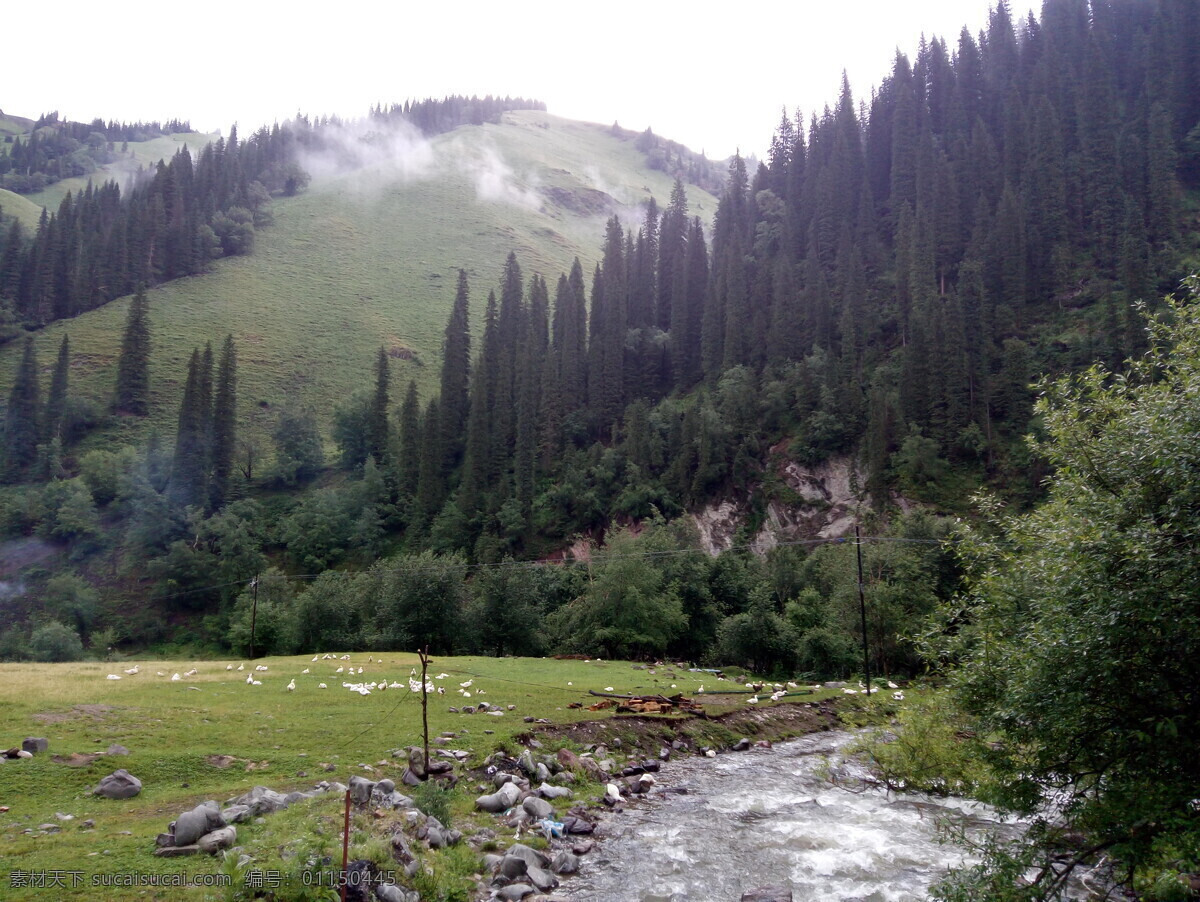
[114,284,151,415]
[4,336,41,475]
[439,270,471,470]
[397,380,421,497]
[368,346,390,466]
[44,334,70,443]
[169,349,207,508]
[209,335,237,511]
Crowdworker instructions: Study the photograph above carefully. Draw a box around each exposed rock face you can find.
[693,454,876,557]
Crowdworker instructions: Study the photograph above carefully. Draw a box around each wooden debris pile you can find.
[585,690,704,715]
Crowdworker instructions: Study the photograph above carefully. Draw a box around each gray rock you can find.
[197,826,237,854]
[173,804,223,846]
[153,844,200,857]
[483,853,504,870]
[733,738,752,751]
[93,769,142,799]
[823,681,846,689]
[349,775,377,805]
[522,796,554,820]
[221,804,252,824]
[284,791,316,806]
[517,749,536,777]
[537,782,572,800]
[498,855,528,879]
[740,887,794,902]
[106,743,130,756]
[659,746,671,761]
[550,850,580,875]
[476,779,523,813]
[505,843,550,869]
[230,786,290,816]
[534,762,551,782]
[375,884,418,902]
[496,885,534,901]
[22,737,48,754]
[407,747,427,779]
[155,832,175,848]
[494,772,515,787]
[526,864,559,892]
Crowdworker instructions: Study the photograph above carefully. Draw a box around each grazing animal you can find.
[318,683,327,689]
[302,668,310,674]
[125,665,139,675]
[237,664,244,671]
[286,679,296,691]
[106,674,121,680]
[171,673,181,681]
[747,695,759,704]
[246,674,253,684]
[459,679,473,688]
[226,664,233,671]
[335,666,344,673]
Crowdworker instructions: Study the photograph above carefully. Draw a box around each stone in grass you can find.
[375,884,418,902]
[197,826,237,854]
[173,802,225,846]
[22,738,49,754]
[521,796,554,820]
[154,844,201,858]
[93,769,142,799]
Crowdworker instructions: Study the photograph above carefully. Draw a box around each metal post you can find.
[855,523,871,696]
[248,576,259,660]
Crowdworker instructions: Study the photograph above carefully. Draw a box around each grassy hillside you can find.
[0,187,43,231]
[0,111,718,452]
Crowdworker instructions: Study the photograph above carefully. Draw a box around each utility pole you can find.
[418,646,431,777]
[248,575,259,660]
[855,523,871,696]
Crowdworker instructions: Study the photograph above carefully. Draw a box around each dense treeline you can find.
[0,123,294,328]
[370,95,547,135]
[0,112,191,193]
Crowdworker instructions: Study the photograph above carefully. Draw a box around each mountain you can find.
[0,110,720,446]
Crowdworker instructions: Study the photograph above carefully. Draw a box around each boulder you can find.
[229,786,290,816]
[105,743,130,756]
[173,803,224,846]
[733,738,752,751]
[349,775,377,804]
[498,855,528,879]
[153,844,200,857]
[522,796,554,820]
[505,842,550,870]
[221,804,252,824]
[407,747,427,779]
[550,850,580,875]
[475,780,522,813]
[525,864,558,892]
[93,769,142,799]
[740,887,794,902]
[22,737,48,754]
[537,782,572,800]
[496,885,534,901]
[197,826,237,854]
[375,884,418,902]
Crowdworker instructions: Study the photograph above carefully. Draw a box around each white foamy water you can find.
[570,731,1091,902]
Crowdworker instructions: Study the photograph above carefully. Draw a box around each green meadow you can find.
[0,112,718,456]
[0,653,823,901]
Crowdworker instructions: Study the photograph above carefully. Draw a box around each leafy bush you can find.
[29,621,84,662]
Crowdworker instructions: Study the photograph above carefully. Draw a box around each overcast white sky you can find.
[5,1,1011,160]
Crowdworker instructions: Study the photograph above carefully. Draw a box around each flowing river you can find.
[569,731,1096,902]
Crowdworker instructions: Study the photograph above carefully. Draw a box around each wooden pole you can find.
[340,787,351,902]
[419,646,430,778]
[248,576,259,660]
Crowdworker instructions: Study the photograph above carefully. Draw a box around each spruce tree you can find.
[368,346,390,466]
[4,336,41,475]
[114,284,151,415]
[439,270,471,470]
[44,334,70,443]
[397,381,421,497]
[169,349,207,508]
[209,335,237,511]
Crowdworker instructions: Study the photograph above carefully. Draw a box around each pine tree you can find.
[114,284,151,415]
[439,270,471,470]
[169,349,206,508]
[44,334,70,443]
[368,346,390,466]
[415,398,445,525]
[209,335,237,511]
[397,381,421,497]
[4,336,41,475]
